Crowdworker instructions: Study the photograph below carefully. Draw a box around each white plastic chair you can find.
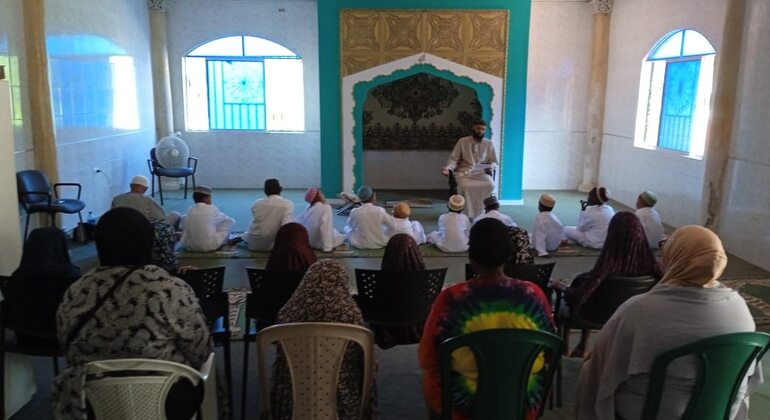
[83,354,215,420]
[257,322,374,420]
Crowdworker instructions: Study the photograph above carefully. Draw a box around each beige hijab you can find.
[660,225,727,288]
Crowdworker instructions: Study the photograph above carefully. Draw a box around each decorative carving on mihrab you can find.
[591,0,613,15]
[370,73,459,122]
[147,0,169,11]
[340,9,508,78]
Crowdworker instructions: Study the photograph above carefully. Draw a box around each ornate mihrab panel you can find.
[340,9,508,78]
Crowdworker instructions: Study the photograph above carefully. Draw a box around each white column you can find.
[578,0,613,192]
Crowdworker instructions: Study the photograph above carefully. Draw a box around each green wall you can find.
[318,0,531,201]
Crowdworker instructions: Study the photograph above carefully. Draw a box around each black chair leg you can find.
[158,176,164,206]
[183,176,189,199]
[53,356,60,375]
[223,338,233,416]
[23,213,31,240]
[151,174,156,197]
[192,174,196,191]
[241,320,251,420]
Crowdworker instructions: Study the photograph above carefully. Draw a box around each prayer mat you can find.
[720,278,770,325]
[178,242,469,259]
[384,198,434,208]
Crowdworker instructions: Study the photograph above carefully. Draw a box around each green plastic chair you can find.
[439,328,563,420]
[633,331,770,420]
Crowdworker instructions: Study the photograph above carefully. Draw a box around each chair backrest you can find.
[354,268,447,325]
[257,322,374,420]
[245,268,305,325]
[16,170,51,204]
[577,275,658,326]
[178,266,226,325]
[84,358,205,420]
[639,332,770,420]
[439,328,563,420]
[150,148,162,168]
[505,262,556,297]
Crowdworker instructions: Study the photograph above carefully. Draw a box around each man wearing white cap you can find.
[111,175,180,226]
[343,185,395,249]
[636,190,664,249]
[427,194,472,253]
[473,195,516,227]
[180,186,235,252]
[296,187,345,252]
[531,193,564,257]
[563,186,615,249]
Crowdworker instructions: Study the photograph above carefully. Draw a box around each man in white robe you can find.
[385,202,427,244]
[241,178,294,251]
[473,195,516,227]
[179,186,235,252]
[531,193,564,257]
[427,195,472,253]
[296,187,345,252]
[343,185,395,249]
[564,186,615,249]
[442,120,498,220]
[636,190,665,249]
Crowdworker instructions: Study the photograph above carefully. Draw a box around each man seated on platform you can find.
[636,190,665,249]
[343,185,395,249]
[441,120,498,220]
[242,178,294,251]
[111,175,181,227]
[427,194,471,253]
[180,186,235,252]
[296,187,345,252]
[531,193,564,257]
[386,202,427,245]
[473,195,516,227]
[564,186,615,249]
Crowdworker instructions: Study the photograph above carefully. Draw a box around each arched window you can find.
[183,35,304,132]
[634,30,715,157]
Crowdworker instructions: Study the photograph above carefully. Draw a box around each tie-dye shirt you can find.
[418,276,555,419]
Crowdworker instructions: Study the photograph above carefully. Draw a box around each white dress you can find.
[296,202,345,252]
[386,217,427,245]
[241,194,294,251]
[343,203,395,249]
[473,209,516,227]
[636,207,665,249]
[427,212,471,253]
[446,136,498,220]
[564,204,615,249]
[531,211,564,256]
[180,203,235,252]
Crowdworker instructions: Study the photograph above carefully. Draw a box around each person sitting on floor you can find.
[265,222,318,271]
[296,187,345,252]
[110,175,181,227]
[576,225,760,420]
[419,218,556,420]
[427,194,472,253]
[386,202,427,245]
[344,185,395,249]
[242,178,294,251]
[564,186,615,249]
[531,193,564,257]
[636,190,665,249]
[473,195,516,227]
[557,211,662,358]
[179,185,235,252]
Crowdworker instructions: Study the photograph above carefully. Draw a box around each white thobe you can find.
[296,202,345,252]
[427,212,471,253]
[241,195,294,251]
[386,218,427,245]
[344,203,395,249]
[180,203,235,252]
[446,136,498,219]
[564,204,615,249]
[473,209,517,227]
[636,207,664,249]
[531,211,564,256]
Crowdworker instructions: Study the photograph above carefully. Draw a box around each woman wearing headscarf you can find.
[265,222,317,271]
[560,211,662,357]
[269,259,377,419]
[4,228,81,346]
[576,225,760,420]
[53,207,211,420]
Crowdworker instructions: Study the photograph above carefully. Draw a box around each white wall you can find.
[719,0,770,270]
[598,0,727,227]
[523,0,592,190]
[166,0,320,189]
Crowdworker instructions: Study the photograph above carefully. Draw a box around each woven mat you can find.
[384,198,434,208]
[720,278,770,325]
[179,242,468,259]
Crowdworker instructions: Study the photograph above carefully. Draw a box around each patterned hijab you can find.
[266,223,318,271]
[381,234,426,271]
[13,227,80,280]
[660,225,727,288]
[277,259,362,325]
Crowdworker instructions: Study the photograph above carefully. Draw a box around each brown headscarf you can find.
[660,225,727,288]
[381,234,426,271]
[266,222,318,271]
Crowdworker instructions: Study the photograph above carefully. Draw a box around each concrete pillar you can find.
[22,0,59,183]
[148,0,174,141]
[701,0,746,231]
[578,0,613,192]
